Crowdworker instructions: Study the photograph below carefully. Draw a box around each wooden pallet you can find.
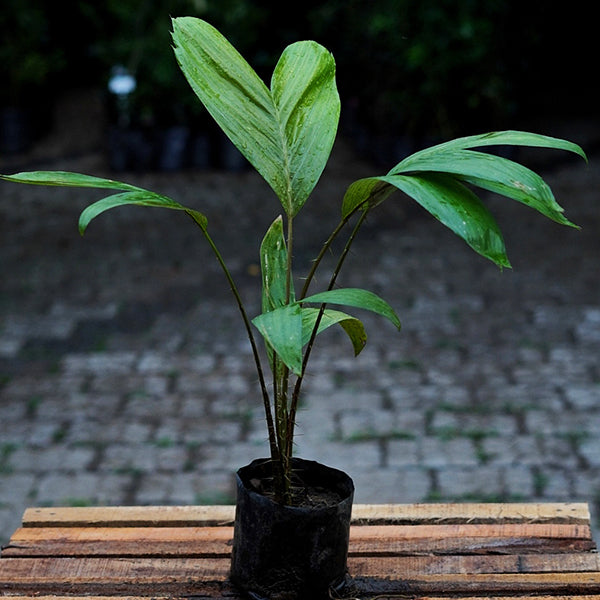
[1,503,599,598]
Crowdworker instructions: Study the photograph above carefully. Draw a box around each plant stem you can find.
[299,218,348,300]
[285,208,371,463]
[187,212,279,463]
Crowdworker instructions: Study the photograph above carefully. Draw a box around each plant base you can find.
[230,457,354,600]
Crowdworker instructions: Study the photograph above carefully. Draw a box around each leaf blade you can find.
[301,307,367,356]
[343,174,510,268]
[391,149,577,227]
[252,304,304,375]
[303,288,401,330]
[1,171,145,192]
[260,216,292,314]
[172,18,285,199]
[78,191,207,235]
[172,17,339,216]
[271,40,340,215]
[395,131,587,165]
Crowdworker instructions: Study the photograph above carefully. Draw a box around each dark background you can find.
[1,0,596,167]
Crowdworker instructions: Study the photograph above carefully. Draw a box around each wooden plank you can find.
[2,556,600,595]
[4,597,600,600]
[20,502,591,528]
[348,553,600,575]
[350,523,595,555]
[20,505,236,528]
[2,526,231,558]
[420,597,600,600]
[352,502,592,525]
[352,572,600,596]
[3,522,594,558]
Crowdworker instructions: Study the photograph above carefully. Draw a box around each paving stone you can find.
[100,444,157,473]
[135,473,174,504]
[580,438,600,467]
[351,467,431,504]
[503,465,535,497]
[0,506,26,547]
[564,385,600,409]
[35,473,104,505]
[0,115,598,537]
[419,437,479,467]
[535,468,574,500]
[436,466,504,499]
[9,446,95,472]
[481,436,543,466]
[0,474,36,509]
[386,439,420,466]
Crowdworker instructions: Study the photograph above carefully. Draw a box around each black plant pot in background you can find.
[0,107,32,154]
[230,457,354,600]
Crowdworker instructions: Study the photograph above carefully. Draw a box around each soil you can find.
[244,458,353,508]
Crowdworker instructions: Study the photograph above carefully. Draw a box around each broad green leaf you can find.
[78,192,207,235]
[1,171,208,234]
[260,216,293,314]
[390,149,578,228]
[259,216,294,378]
[252,304,304,375]
[301,307,367,356]
[343,174,510,268]
[270,40,340,215]
[341,130,585,268]
[303,288,401,330]
[172,17,339,217]
[342,177,397,218]
[0,171,144,192]
[398,131,586,163]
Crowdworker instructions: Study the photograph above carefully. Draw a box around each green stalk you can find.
[286,208,371,458]
[299,217,348,300]
[187,212,279,463]
[275,213,295,503]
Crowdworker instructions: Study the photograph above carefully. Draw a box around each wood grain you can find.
[1,503,598,598]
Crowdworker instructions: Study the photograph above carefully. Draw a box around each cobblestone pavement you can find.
[1,97,599,546]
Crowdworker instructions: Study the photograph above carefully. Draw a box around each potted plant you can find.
[1,17,586,600]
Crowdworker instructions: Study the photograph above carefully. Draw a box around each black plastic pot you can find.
[230,457,354,600]
[0,107,31,154]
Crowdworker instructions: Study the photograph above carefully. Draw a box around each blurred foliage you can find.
[0,0,65,105]
[0,0,594,138]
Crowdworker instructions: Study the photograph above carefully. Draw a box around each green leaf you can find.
[390,145,581,228]
[1,171,208,234]
[400,130,586,162]
[301,307,367,356]
[343,174,510,268]
[172,17,339,217]
[341,130,585,268]
[342,177,397,218]
[259,216,294,377]
[78,192,207,234]
[303,288,401,330]
[270,40,340,215]
[252,304,304,375]
[260,216,292,314]
[0,171,144,192]
[253,303,370,375]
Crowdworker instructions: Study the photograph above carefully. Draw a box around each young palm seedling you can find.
[1,17,586,598]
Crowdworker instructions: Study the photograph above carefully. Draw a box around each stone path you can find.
[1,100,599,545]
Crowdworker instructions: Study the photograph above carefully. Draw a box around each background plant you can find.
[1,17,586,504]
